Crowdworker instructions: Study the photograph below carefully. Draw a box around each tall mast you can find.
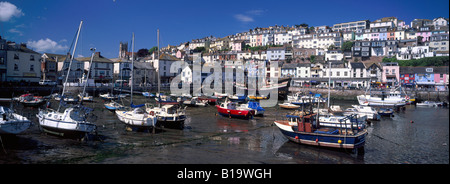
[79,48,96,106]
[157,29,160,97]
[327,61,331,108]
[131,32,135,105]
[59,20,82,111]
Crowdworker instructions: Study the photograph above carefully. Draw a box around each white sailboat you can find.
[115,32,157,131]
[0,106,32,135]
[36,21,97,139]
[145,29,186,129]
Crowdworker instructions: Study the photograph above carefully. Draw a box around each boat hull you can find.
[37,114,96,138]
[216,105,255,119]
[0,119,32,135]
[274,120,367,149]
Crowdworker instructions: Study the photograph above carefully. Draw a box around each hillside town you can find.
[0,16,448,91]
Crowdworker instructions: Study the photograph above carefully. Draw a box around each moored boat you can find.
[274,113,367,150]
[0,106,32,135]
[216,100,255,119]
[278,102,300,109]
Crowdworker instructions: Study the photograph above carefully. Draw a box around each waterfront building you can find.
[41,53,65,82]
[5,42,42,83]
[381,62,399,87]
[366,63,383,84]
[77,52,114,83]
[370,17,397,29]
[0,36,7,82]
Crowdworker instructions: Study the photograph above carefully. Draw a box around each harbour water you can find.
[0,97,448,164]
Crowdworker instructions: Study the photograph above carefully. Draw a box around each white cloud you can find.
[234,14,254,23]
[8,28,23,36]
[27,38,69,53]
[246,9,265,16]
[0,1,24,22]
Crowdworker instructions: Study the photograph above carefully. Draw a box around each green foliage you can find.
[310,55,316,63]
[341,41,353,51]
[382,56,449,67]
[148,46,158,54]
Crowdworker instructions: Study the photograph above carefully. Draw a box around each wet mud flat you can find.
[1,98,449,164]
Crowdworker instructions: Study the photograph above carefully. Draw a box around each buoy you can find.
[315,138,319,143]
[338,140,342,144]
[295,136,299,139]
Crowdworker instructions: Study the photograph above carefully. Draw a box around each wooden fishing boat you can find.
[216,100,255,119]
[274,113,367,149]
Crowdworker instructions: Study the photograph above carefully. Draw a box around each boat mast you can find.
[327,61,331,108]
[157,29,161,108]
[59,20,83,112]
[131,32,135,105]
[79,48,96,106]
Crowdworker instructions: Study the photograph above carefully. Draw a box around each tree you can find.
[148,46,158,54]
[341,41,353,52]
[310,55,316,63]
[137,48,149,57]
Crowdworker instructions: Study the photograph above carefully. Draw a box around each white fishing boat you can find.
[416,101,443,107]
[146,104,186,128]
[278,102,300,109]
[183,97,207,107]
[0,106,32,135]
[357,87,408,107]
[343,105,380,120]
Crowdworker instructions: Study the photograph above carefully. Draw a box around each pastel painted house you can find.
[381,62,400,87]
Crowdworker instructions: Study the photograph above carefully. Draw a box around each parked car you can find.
[39,80,57,86]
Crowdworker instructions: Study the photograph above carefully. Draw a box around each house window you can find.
[337,72,340,76]
[426,68,433,72]
[30,55,35,61]
[0,57,4,64]
[14,54,19,60]
[14,64,19,71]
[344,71,348,76]
[30,65,34,71]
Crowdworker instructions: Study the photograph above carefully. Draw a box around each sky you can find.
[0,0,449,59]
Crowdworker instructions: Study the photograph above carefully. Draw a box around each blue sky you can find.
[1,0,449,58]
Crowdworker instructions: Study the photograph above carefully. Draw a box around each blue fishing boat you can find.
[240,101,265,116]
[274,113,367,150]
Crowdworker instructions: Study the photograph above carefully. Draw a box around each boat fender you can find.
[315,138,319,143]
[295,136,299,139]
[338,140,342,144]
[150,111,154,116]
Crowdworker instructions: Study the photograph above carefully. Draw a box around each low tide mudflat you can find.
[1,97,448,164]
